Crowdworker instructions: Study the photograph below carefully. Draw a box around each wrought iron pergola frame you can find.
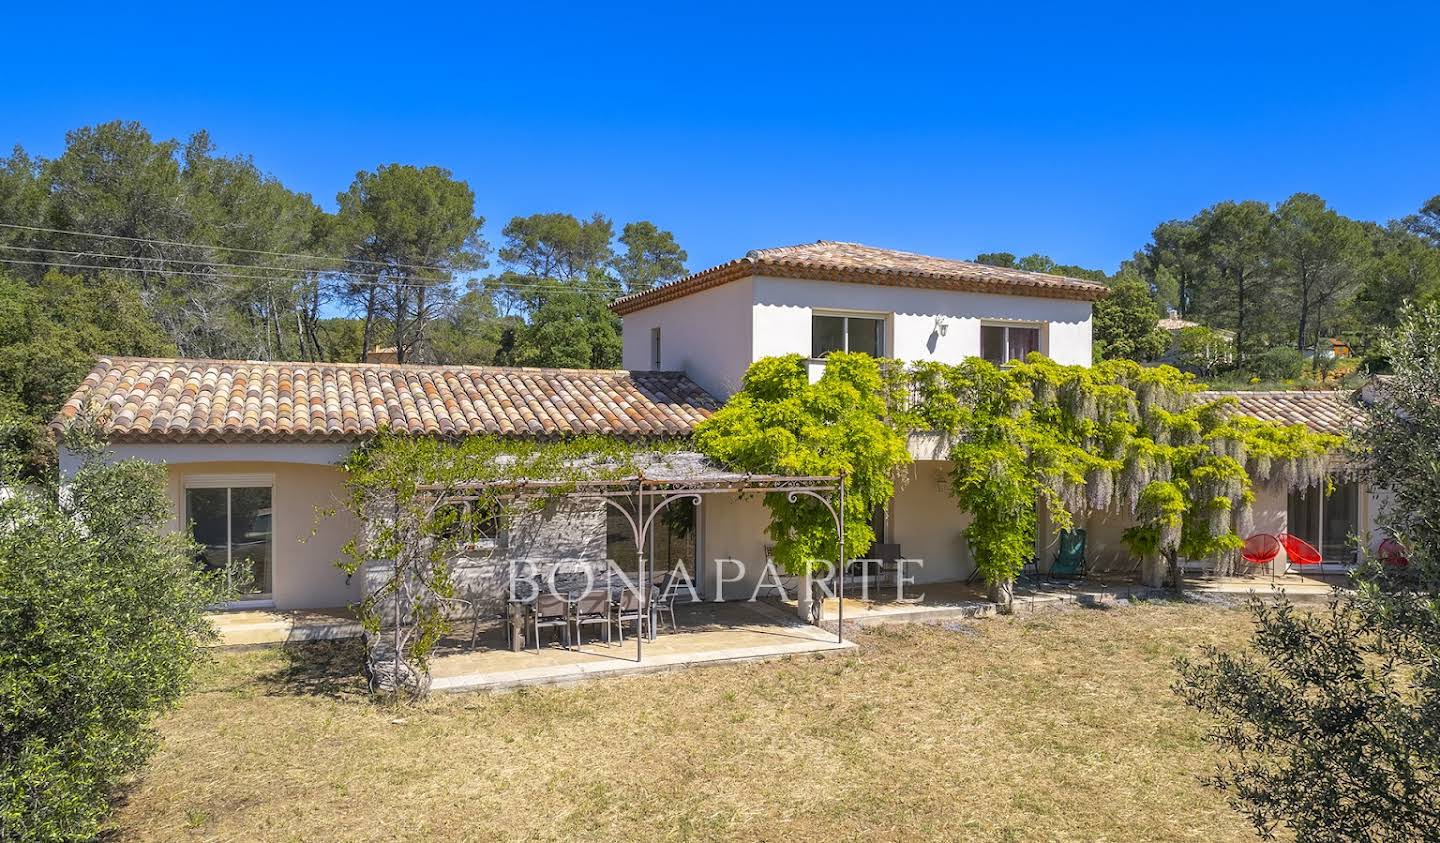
[417,471,847,662]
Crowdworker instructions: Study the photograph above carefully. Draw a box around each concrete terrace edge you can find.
[430,635,857,693]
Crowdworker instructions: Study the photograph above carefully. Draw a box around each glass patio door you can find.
[1286,477,1361,565]
[186,484,273,600]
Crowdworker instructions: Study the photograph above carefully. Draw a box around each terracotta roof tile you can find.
[611,240,1109,315]
[1198,390,1363,437]
[55,357,720,443]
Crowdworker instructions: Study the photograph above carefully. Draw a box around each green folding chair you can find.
[1049,529,1087,579]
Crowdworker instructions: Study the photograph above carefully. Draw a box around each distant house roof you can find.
[610,240,1110,315]
[55,357,721,444]
[1158,316,1236,338]
[1158,316,1201,331]
[1198,390,1363,437]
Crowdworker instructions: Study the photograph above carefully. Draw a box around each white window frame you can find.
[809,310,889,360]
[183,473,276,609]
[979,321,1045,365]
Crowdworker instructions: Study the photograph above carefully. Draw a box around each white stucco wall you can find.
[699,493,778,600]
[165,460,362,610]
[890,460,972,582]
[750,275,1094,367]
[620,276,756,399]
[620,274,1094,402]
[61,444,363,609]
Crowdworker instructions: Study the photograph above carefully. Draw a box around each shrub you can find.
[1251,346,1305,381]
[1174,326,1235,377]
[1092,273,1168,362]
[0,438,223,841]
[1175,302,1440,841]
[695,352,910,575]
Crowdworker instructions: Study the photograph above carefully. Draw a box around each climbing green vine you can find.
[337,431,674,695]
[906,356,1341,591]
[696,352,1340,592]
[694,352,911,574]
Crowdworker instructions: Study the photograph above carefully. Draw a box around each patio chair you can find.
[869,543,903,590]
[528,590,572,652]
[1049,529,1087,579]
[570,588,612,647]
[655,565,701,603]
[1277,532,1323,576]
[1240,533,1282,581]
[649,571,684,631]
[612,586,653,644]
[1378,537,1410,568]
[1018,556,1042,586]
[654,582,678,633]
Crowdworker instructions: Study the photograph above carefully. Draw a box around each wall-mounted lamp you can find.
[933,315,949,337]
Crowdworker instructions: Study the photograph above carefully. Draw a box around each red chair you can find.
[1277,533,1322,577]
[1240,533,1283,581]
[1378,538,1410,568]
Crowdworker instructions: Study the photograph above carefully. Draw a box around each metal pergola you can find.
[417,467,846,662]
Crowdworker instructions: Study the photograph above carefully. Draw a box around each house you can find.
[56,361,719,610]
[612,240,1107,595]
[53,240,1379,614]
[613,240,1102,399]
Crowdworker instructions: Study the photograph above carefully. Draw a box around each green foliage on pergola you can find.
[694,352,910,575]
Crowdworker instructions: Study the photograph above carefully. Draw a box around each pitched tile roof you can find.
[610,240,1110,315]
[1157,316,1202,331]
[55,357,721,443]
[1198,390,1363,437]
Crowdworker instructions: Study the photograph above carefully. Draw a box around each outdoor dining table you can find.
[503,573,658,652]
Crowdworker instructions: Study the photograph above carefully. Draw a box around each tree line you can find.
[982,194,1440,373]
[0,121,687,472]
[4,120,1439,474]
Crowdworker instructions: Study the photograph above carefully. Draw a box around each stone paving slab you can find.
[428,599,851,692]
[209,608,362,647]
[431,634,855,693]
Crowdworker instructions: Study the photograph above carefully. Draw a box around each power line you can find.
[0,220,636,295]
[0,253,624,295]
[0,220,633,295]
[0,242,450,284]
[0,221,472,276]
[0,256,275,288]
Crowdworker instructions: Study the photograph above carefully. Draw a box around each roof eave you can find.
[611,261,1108,315]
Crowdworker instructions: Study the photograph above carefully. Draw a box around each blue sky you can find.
[4,2,1438,274]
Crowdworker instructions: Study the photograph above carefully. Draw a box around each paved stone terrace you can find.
[206,571,1343,693]
[426,599,851,692]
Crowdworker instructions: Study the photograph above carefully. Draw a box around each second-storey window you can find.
[812,314,885,358]
[980,324,1040,365]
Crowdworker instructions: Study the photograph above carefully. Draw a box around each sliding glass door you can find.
[186,483,273,600]
[1319,480,1360,563]
[1286,478,1361,565]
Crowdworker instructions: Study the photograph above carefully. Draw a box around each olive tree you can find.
[1175,302,1440,842]
[0,432,224,842]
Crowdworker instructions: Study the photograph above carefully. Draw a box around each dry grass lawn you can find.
[109,601,1265,842]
